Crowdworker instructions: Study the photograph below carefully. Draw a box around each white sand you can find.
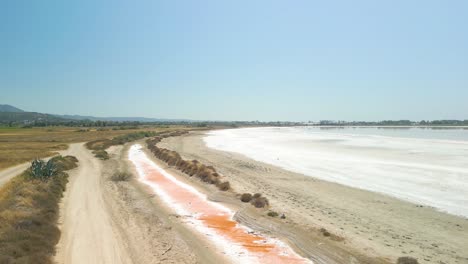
[204,127,468,217]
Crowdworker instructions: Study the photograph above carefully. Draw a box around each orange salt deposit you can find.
[129,144,311,264]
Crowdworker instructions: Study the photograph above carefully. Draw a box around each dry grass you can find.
[110,171,132,182]
[0,126,190,170]
[0,156,78,263]
[319,228,331,237]
[240,193,253,203]
[216,181,230,191]
[267,211,279,217]
[250,194,269,208]
[147,135,234,192]
[397,257,419,264]
[92,150,110,160]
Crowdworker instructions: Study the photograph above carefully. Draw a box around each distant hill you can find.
[0,112,70,124]
[57,114,192,122]
[0,104,191,123]
[0,104,24,112]
[0,105,192,124]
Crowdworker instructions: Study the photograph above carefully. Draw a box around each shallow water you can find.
[128,144,310,264]
[204,127,468,218]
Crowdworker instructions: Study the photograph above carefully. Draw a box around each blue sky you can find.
[1,0,467,121]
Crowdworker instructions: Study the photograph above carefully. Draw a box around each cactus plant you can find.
[44,160,57,177]
[29,158,57,180]
[31,159,45,179]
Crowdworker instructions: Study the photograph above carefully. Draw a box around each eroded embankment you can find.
[129,144,311,264]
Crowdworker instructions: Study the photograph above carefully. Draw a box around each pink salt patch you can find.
[129,144,312,264]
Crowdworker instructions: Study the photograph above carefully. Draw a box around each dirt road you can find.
[0,150,70,188]
[54,143,132,264]
[0,163,30,187]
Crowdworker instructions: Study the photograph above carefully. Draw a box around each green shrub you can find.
[267,211,279,217]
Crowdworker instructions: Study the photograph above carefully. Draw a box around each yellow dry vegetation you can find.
[0,156,78,263]
[0,126,189,170]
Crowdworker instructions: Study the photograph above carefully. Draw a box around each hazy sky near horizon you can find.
[1,0,467,121]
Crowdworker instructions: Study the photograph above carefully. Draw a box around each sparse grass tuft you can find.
[319,228,331,237]
[397,257,419,264]
[93,150,110,160]
[267,211,279,217]
[49,155,78,171]
[110,171,132,182]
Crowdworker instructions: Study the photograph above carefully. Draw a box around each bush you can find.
[217,181,230,191]
[253,193,262,199]
[397,257,419,264]
[251,196,269,208]
[320,228,331,237]
[50,155,78,171]
[240,193,253,203]
[93,150,109,160]
[110,172,131,182]
[267,211,279,217]
[205,174,220,185]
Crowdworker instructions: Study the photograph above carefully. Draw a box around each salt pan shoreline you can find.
[204,127,468,218]
[129,144,311,264]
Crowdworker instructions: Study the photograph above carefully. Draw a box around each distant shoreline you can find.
[297,125,468,128]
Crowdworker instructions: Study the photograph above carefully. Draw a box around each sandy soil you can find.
[55,142,216,264]
[0,163,30,187]
[158,131,468,264]
[54,143,132,264]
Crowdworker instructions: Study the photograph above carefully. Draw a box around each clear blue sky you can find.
[1,0,467,121]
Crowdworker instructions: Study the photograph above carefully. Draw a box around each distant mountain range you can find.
[0,104,24,113]
[0,104,191,123]
[58,114,191,122]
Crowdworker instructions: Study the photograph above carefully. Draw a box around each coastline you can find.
[158,131,468,264]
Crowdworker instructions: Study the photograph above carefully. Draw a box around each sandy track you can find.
[54,143,132,264]
[0,163,30,187]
